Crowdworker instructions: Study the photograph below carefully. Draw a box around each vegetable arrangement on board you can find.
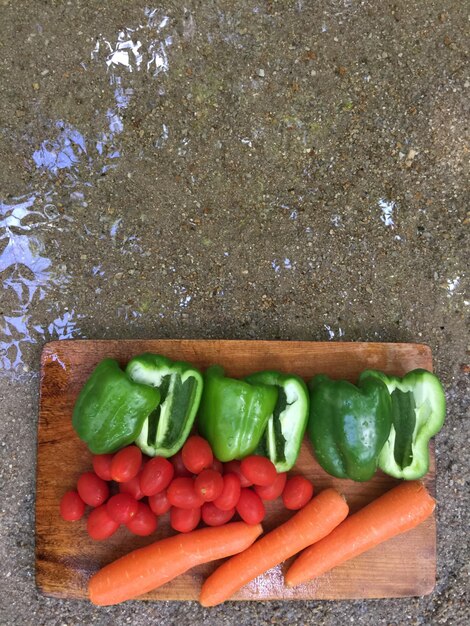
[63,351,445,606]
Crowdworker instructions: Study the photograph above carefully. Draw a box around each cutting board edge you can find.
[41,338,433,354]
[35,579,437,602]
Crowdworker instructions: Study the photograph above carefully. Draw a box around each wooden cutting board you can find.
[36,340,436,601]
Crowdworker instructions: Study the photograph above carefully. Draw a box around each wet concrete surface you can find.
[0,0,468,624]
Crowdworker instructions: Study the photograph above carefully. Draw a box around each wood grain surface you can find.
[36,339,436,601]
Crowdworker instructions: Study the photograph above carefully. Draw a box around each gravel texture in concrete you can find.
[0,0,468,624]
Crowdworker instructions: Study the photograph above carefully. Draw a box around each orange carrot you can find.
[199,488,348,606]
[89,521,262,605]
[285,481,435,587]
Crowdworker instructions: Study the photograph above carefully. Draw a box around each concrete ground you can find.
[0,1,468,624]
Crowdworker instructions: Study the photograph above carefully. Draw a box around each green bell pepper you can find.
[126,353,203,457]
[307,374,392,481]
[359,368,446,479]
[197,365,278,462]
[245,370,309,472]
[72,358,161,454]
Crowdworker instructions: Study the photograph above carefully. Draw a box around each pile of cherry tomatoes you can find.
[60,435,315,540]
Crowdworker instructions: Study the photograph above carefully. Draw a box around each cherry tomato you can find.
[240,456,277,487]
[211,458,223,474]
[106,493,138,524]
[223,460,253,487]
[167,477,204,509]
[194,469,224,502]
[236,488,265,525]
[77,472,109,507]
[213,473,241,511]
[170,450,193,478]
[170,506,201,533]
[254,472,287,501]
[111,445,142,483]
[60,490,85,521]
[282,475,314,510]
[148,490,171,516]
[181,436,213,474]
[125,501,158,536]
[92,453,114,481]
[139,457,174,496]
[119,473,144,500]
[87,504,119,540]
[201,502,235,527]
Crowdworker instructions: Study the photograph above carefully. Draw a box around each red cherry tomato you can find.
[211,458,224,473]
[111,446,142,483]
[60,490,85,521]
[119,473,144,500]
[125,501,158,536]
[213,473,241,511]
[87,504,119,540]
[167,477,204,509]
[170,506,201,533]
[92,453,114,481]
[181,436,213,474]
[201,502,235,527]
[282,475,314,510]
[148,490,171,516]
[194,469,224,502]
[139,457,174,496]
[170,450,193,477]
[77,472,109,507]
[106,493,138,524]
[240,456,277,487]
[236,488,265,525]
[223,460,253,487]
[254,472,287,501]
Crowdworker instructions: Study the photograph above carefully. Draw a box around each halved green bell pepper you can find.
[308,374,392,481]
[126,353,203,457]
[245,370,309,472]
[197,365,278,462]
[72,358,161,454]
[359,368,446,479]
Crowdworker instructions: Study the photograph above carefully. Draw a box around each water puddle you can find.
[0,193,77,373]
[324,324,345,340]
[1,7,174,378]
[446,277,460,296]
[271,258,295,274]
[378,198,396,227]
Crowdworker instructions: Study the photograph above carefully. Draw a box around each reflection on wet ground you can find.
[0,193,79,372]
[1,7,173,376]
